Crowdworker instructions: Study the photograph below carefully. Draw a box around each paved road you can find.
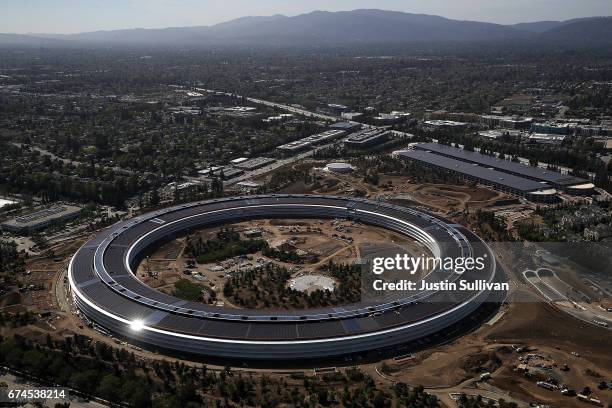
[192,88,421,186]
[197,87,595,185]
[185,88,370,186]
[370,369,528,408]
[186,146,321,187]
[584,277,612,298]
[523,268,611,329]
[195,87,381,130]
[54,266,70,313]
[432,384,528,408]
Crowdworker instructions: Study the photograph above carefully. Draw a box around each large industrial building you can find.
[480,115,533,129]
[398,150,559,202]
[69,195,502,360]
[344,129,390,149]
[327,103,349,113]
[2,205,82,234]
[411,143,594,196]
[477,129,522,140]
[233,157,276,171]
[330,121,361,132]
[531,122,570,135]
[422,120,468,131]
[528,133,566,145]
[276,130,346,156]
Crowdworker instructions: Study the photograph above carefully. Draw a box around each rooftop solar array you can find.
[68,195,504,359]
[414,143,587,187]
[346,129,388,143]
[69,194,500,355]
[399,149,550,192]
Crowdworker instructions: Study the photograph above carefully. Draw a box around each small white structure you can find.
[230,157,249,165]
[0,198,17,209]
[326,162,353,174]
[289,274,335,293]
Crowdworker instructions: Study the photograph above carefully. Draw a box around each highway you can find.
[187,87,413,187]
[197,88,599,186]
[189,87,384,187]
[195,87,380,130]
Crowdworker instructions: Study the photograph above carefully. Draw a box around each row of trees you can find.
[0,332,446,407]
[0,334,152,407]
[0,141,154,207]
[0,241,25,274]
[185,228,268,264]
[0,311,35,327]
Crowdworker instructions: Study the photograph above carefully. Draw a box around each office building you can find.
[2,205,82,234]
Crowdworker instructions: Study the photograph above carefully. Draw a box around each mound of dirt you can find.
[495,345,514,356]
[460,351,502,374]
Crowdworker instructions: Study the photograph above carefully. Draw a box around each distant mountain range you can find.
[1,9,611,47]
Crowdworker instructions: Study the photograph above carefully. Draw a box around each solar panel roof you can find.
[399,149,551,192]
[414,143,587,186]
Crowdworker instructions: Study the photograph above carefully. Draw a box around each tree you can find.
[149,188,160,206]
[97,374,122,401]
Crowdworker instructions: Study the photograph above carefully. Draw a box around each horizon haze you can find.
[1,0,611,34]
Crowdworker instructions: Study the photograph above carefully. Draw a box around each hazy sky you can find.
[3,0,611,34]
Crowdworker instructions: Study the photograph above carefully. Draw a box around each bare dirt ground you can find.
[5,170,606,408]
[367,297,612,407]
[135,218,430,309]
[294,168,513,215]
[401,183,503,212]
[1,237,86,315]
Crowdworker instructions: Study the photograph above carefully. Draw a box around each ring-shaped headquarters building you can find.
[69,195,502,360]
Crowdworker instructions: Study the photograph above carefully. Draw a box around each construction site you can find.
[1,155,610,408]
